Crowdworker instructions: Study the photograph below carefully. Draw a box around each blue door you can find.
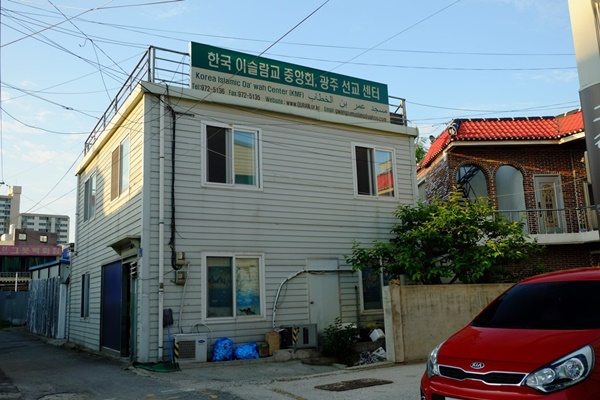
[101,261,130,356]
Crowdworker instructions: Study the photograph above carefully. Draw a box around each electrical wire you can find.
[1,0,114,48]
[23,149,83,213]
[7,4,574,57]
[330,0,462,73]
[3,81,100,118]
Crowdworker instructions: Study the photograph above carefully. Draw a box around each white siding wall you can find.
[71,89,416,362]
[69,97,146,351]
[142,96,416,360]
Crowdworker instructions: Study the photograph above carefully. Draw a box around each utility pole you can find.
[568,1,600,219]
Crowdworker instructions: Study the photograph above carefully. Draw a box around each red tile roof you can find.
[419,110,584,169]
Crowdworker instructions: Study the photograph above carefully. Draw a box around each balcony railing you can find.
[497,206,599,236]
[84,46,408,154]
[0,272,32,280]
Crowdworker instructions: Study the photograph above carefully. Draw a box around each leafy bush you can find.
[347,191,542,284]
[321,317,358,364]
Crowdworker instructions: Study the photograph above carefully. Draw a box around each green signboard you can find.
[190,42,390,122]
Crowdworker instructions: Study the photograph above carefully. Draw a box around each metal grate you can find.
[439,365,526,385]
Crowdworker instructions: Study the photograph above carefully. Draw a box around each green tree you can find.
[347,191,541,284]
[415,136,428,164]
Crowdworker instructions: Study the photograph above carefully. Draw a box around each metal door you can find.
[307,259,340,333]
[100,261,130,356]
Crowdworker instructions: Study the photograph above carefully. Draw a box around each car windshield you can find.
[472,281,600,330]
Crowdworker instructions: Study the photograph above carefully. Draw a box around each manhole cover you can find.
[315,378,393,392]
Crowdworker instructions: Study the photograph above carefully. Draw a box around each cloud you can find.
[489,0,566,21]
[520,70,579,83]
[144,2,188,20]
[8,140,75,166]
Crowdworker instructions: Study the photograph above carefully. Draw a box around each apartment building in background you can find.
[0,186,70,244]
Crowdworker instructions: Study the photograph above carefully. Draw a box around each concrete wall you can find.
[383,283,512,363]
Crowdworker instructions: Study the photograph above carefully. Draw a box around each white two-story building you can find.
[69,43,418,362]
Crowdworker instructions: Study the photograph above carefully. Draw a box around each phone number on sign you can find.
[193,84,225,94]
[229,90,261,101]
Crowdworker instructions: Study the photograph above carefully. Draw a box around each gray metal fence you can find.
[0,291,29,325]
[27,278,61,338]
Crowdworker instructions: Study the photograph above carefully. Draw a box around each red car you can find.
[421,268,600,400]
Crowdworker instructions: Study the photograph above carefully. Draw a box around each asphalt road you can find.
[0,327,423,400]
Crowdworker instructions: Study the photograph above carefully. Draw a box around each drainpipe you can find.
[158,96,166,360]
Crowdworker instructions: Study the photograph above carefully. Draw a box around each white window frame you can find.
[83,172,97,221]
[111,137,130,200]
[351,142,398,199]
[201,253,266,323]
[358,266,386,314]
[201,122,262,190]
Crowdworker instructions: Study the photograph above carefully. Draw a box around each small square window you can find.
[17,233,27,241]
[40,235,48,243]
[353,144,396,197]
[204,124,260,188]
[206,255,262,319]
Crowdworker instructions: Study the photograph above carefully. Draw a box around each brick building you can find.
[417,109,599,274]
[0,229,63,290]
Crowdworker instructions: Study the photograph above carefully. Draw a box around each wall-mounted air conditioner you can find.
[173,334,208,362]
[279,324,317,348]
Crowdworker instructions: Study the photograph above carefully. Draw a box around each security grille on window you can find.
[204,124,259,187]
[111,137,130,200]
[84,173,97,221]
[354,145,395,197]
[206,255,262,319]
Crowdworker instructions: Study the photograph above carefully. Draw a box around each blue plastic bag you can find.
[234,342,259,360]
[211,337,234,362]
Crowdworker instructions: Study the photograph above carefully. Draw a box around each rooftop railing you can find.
[84,46,407,154]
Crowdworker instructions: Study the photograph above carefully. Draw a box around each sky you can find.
[0,0,581,242]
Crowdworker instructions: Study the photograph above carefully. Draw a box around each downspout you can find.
[168,104,176,271]
[158,96,166,360]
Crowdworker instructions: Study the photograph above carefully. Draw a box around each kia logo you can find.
[471,362,485,369]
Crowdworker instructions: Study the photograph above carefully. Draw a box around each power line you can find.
[330,0,462,73]
[23,149,82,214]
[1,0,184,47]
[48,0,128,102]
[2,16,127,83]
[264,52,576,72]
[256,0,330,57]
[407,99,580,113]
[2,6,575,72]
[407,101,580,123]
[3,81,100,118]
[0,106,89,134]
[8,5,572,57]
[1,1,112,48]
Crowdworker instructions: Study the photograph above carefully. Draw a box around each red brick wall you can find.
[506,243,600,280]
[419,140,599,271]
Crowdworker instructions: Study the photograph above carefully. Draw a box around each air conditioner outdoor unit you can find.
[173,334,208,362]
